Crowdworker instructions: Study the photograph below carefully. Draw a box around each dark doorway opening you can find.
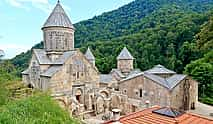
[76,95,81,103]
[28,84,34,89]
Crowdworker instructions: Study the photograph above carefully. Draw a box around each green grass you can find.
[0,80,80,124]
[0,93,80,124]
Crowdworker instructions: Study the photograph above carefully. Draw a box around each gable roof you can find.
[110,69,126,78]
[117,47,134,60]
[22,68,30,75]
[144,73,187,90]
[144,73,170,89]
[42,1,74,29]
[85,47,95,60]
[104,106,213,124]
[100,74,114,84]
[145,64,176,74]
[41,66,62,77]
[33,49,76,65]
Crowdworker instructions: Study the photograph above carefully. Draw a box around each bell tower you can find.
[117,47,134,74]
[42,1,75,60]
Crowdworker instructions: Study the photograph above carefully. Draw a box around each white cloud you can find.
[0,43,31,59]
[6,0,50,13]
[5,0,70,14]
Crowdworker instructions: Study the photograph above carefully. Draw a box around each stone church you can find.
[22,1,198,120]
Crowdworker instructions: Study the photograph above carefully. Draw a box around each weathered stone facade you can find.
[22,1,198,121]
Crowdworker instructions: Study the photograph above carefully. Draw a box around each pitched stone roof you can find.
[85,47,95,60]
[41,66,62,77]
[111,69,126,78]
[145,64,176,74]
[120,72,144,82]
[42,1,74,29]
[144,73,187,90]
[104,106,213,124]
[117,47,134,60]
[100,74,114,84]
[111,68,142,82]
[33,49,76,65]
[22,68,30,75]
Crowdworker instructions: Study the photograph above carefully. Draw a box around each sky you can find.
[0,0,134,59]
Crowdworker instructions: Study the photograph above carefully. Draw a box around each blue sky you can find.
[0,0,134,59]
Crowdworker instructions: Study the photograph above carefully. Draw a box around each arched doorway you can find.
[96,96,105,114]
[28,83,34,89]
[111,95,121,109]
[100,91,109,98]
[75,88,83,104]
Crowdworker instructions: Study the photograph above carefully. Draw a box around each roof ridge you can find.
[145,64,176,74]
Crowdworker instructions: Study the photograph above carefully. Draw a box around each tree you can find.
[185,51,213,97]
[196,16,213,53]
[0,49,4,60]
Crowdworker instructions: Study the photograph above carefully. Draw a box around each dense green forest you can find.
[0,0,212,114]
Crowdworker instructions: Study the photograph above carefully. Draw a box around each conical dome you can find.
[85,47,95,60]
[117,47,134,60]
[42,1,74,29]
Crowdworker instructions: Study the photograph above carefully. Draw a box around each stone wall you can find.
[117,59,133,73]
[170,77,198,110]
[49,50,99,102]
[43,27,74,52]
[119,75,170,107]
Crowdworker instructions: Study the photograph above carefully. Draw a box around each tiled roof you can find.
[42,1,74,29]
[104,106,213,124]
[41,66,62,77]
[117,47,134,60]
[100,74,114,84]
[33,49,76,65]
[144,73,187,90]
[85,47,95,60]
[145,64,176,74]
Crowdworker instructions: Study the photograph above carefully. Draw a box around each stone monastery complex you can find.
[22,1,198,121]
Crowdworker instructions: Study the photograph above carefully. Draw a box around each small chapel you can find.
[22,1,198,120]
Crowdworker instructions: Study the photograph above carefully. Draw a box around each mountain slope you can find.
[11,0,213,74]
[74,0,213,46]
[80,7,212,73]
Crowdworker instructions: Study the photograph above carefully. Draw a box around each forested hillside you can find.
[11,0,213,73]
[185,17,213,105]
[6,0,213,103]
